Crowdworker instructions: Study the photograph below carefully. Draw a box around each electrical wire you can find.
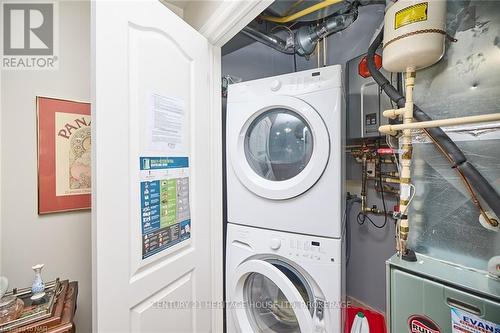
[356,143,391,230]
[344,195,361,265]
[396,183,416,255]
[270,24,294,35]
[356,211,387,229]
[384,135,418,227]
[378,155,388,228]
[401,183,416,216]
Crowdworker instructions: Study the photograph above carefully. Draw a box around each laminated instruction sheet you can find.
[140,157,191,259]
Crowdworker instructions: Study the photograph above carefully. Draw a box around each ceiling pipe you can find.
[260,0,344,23]
[241,26,295,54]
[295,10,358,57]
[241,10,358,58]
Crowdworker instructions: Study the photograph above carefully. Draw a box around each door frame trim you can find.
[200,2,275,332]
[200,0,274,46]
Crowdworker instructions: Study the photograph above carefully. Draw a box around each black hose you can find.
[345,195,361,265]
[366,29,500,217]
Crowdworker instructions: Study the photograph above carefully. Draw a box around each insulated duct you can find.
[241,10,358,57]
[241,26,294,54]
[366,29,500,219]
[295,11,358,57]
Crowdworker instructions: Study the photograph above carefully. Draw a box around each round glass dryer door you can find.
[245,109,313,182]
[231,96,330,200]
[244,261,314,332]
[230,259,315,333]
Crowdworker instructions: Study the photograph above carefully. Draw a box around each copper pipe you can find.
[368,176,400,184]
[376,184,400,195]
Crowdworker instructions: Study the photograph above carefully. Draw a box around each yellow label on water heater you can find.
[395,2,428,29]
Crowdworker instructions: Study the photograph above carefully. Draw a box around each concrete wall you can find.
[222,4,392,312]
[0,1,91,332]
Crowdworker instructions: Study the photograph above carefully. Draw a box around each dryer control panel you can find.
[228,65,342,103]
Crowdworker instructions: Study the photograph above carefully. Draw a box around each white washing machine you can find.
[226,223,345,333]
[226,65,344,238]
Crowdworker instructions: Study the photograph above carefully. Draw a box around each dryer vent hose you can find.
[366,29,500,219]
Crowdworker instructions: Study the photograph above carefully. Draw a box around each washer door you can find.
[230,259,315,333]
[231,96,330,200]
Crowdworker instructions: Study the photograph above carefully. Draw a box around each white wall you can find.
[0,1,91,332]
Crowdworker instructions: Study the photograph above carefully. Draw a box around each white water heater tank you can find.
[382,0,447,73]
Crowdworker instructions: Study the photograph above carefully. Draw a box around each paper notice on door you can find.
[451,306,500,333]
[148,93,185,153]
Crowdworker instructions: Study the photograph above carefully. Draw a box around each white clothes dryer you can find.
[226,65,344,238]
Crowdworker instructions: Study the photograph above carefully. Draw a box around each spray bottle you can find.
[350,312,370,333]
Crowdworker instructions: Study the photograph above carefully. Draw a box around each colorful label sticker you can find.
[395,2,428,30]
[140,157,191,259]
[451,307,500,333]
[408,315,441,333]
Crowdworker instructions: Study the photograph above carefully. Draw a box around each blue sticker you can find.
[451,307,500,333]
[140,157,188,170]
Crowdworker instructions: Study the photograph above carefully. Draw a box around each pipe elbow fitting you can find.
[295,25,316,57]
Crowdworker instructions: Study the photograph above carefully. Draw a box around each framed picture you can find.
[37,97,91,214]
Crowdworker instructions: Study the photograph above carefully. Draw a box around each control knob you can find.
[270,80,281,92]
[270,238,281,250]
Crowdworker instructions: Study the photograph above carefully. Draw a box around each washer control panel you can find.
[269,237,337,263]
[230,224,341,264]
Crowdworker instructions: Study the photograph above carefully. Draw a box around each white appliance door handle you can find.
[229,259,314,333]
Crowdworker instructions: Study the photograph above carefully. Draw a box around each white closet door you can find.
[92,1,213,331]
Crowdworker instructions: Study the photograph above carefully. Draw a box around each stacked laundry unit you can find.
[225,65,346,333]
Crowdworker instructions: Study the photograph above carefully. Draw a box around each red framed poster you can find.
[37,97,91,214]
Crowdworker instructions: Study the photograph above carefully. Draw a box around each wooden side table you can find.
[10,281,78,333]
